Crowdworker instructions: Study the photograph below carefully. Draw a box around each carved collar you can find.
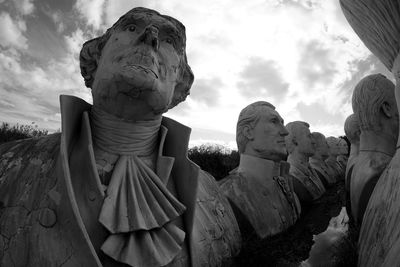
[237,154,281,184]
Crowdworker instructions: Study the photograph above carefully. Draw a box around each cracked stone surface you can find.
[0,134,98,266]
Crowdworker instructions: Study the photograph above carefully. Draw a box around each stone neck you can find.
[311,151,324,161]
[238,154,280,184]
[349,143,359,158]
[309,157,324,165]
[90,106,162,157]
[327,154,338,161]
[288,149,310,166]
[359,130,396,157]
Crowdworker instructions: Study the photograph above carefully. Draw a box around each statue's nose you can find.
[140,25,159,50]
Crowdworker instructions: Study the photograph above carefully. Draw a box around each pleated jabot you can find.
[90,107,186,267]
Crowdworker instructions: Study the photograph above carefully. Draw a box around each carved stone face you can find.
[338,139,348,155]
[327,138,340,156]
[245,107,289,161]
[296,125,316,157]
[315,137,330,159]
[92,12,185,120]
[386,94,399,142]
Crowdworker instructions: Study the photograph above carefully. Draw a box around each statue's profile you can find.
[219,101,301,239]
[0,7,241,267]
[337,138,349,171]
[343,113,360,221]
[285,121,326,203]
[349,74,398,226]
[309,132,336,187]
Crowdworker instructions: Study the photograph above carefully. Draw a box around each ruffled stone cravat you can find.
[90,107,186,267]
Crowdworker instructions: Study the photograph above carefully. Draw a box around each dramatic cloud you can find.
[0,12,28,50]
[74,0,106,30]
[12,0,35,16]
[339,55,393,101]
[189,77,222,107]
[297,102,344,126]
[298,40,337,89]
[0,0,391,145]
[237,57,289,101]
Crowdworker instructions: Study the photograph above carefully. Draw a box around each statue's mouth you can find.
[123,64,158,79]
[119,47,160,79]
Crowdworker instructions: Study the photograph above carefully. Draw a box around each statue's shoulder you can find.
[0,133,61,179]
[218,168,245,190]
[0,132,101,267]
[192,169,242,266]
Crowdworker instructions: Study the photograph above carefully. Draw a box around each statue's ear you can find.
[243,125,254,140]
[381,101,393,118]
[169,59,194,109]
[292,136,298,146]
[79,37,103,89]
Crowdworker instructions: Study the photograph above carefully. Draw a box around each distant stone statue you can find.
[219,101,301,239]
[340,1,400,265]
[349,74,398,226]
[325,137,343,181]
[0,7,241,267]
[343,114,360,192]
[286,121,326,203]
[343,114,360,220]
[309,132,336,187]
[337,138,349,171]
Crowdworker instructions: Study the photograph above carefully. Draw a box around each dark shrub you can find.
[188,144,239,180]
[0,122,48,144]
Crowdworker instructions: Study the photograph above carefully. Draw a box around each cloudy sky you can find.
[0,0,392,149]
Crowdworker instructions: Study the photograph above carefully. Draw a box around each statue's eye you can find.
[128,25,136,32]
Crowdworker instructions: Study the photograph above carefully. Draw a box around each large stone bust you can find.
[340,1,400,265]
[309,132,336,188]
[219,101,300,239]
[0,7,241,267]
[286,121,326,203]
[349,74,398,226]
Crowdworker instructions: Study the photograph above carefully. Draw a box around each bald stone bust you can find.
[0,7,241,267]
[286,121,326,203]
[219,101,300,239]
[350,74,398,225]
[309,132,336,187]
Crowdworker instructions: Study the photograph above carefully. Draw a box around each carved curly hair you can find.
[79,7,194,109]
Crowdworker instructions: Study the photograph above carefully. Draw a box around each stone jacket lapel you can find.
[59,95,200,267]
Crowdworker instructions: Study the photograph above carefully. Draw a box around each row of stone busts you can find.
[219,101,347,240]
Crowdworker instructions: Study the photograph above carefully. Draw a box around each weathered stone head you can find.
[80,7,194,121]
[344,114,360,146]
[338,138,349,156]
[285,121,315,157]
[236,101,289,162]
[311,132,329,160]
[326,137,340,157]
[352,74,398,141]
